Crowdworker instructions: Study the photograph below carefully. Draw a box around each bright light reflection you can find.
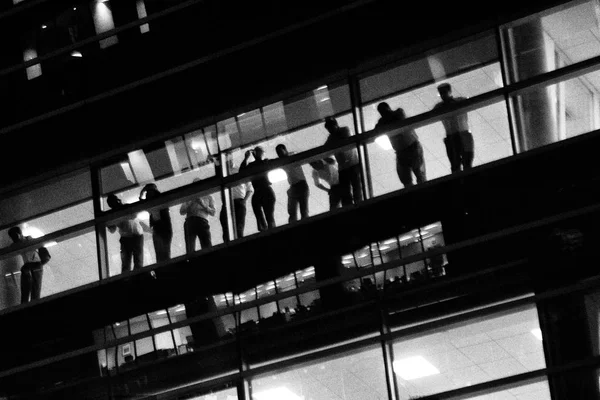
[393,356,440,380]
[22,226,44,239]
[268,169,287,183]
[531,328,543,341]
[137,211,150,220]
[375,135,393,150]
[44,241,58,248]
[253,387,302,400]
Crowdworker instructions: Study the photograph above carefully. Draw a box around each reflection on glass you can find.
[391,305,545,399]
[250,345,387,400]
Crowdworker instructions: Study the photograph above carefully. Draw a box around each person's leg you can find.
[338,169,353,206]
[444,135,461,172]
[132,234,144,270]
[299,181,309,219]
[329,185,342,210]
[460,131,475,170]
[234,199,246,239]
[252,191,267,231]
[198,217,212,249]
[264,187,277,229]
[349,165,364,203]
[30,262,43,301]
[287,186,298,223]
[219,206,228,242]
[153,232,170,263]
[411,142,427,184]
[120,237,133,273]
[20,263,32,303]
[396,153,414,188]
[184,218,195,254]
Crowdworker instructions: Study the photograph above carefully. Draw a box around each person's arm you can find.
[240,150,253,170]
[179,202,189,215]
[243,183,253,202]
[140,220,152,233]
[207,196,216,216]
[312,170,329,192]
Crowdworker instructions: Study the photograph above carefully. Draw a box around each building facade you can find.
[1,0,600,399]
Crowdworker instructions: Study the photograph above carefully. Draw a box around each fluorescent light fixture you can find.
[156,310,167,316]
[253,387,302,400]
[393,356,440,380]
[115,322,121,326]
[41,24,47,29]
[383,238,397,245]
[316,85,328,90]
[137,211,150,220]
[73,6,77,10]
[379,245,391,250]
[237,113,246,117]
[43,241,58,248]
[400,235,413,241]
[342,259,352,265]
[22,226,44,239]
[303,270,314,277]
[268,168,287,183]
[175,306,186,312]
[70,50,83,57]
[531,328,543,341]
[319,97,330,103]
[375,135,393,150]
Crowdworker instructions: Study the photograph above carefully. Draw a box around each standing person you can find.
[8,227,51,304]
[107,193,148,273]
[240,147,276,231]
[180,179,216,254]
[276,144,309,222]
[433,83,474,172]
[310,157,343,210]
[220,159,253,241]
[324,116,363,206]
[140,183,172,263]
[375,102,427,187]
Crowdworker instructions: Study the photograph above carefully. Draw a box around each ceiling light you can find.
[41,24,47,29]
[70,50,83,58]
[393,356,440,380]
[319,97,330,103]
[316,85,328,90]
[400,235,413,241]
[379,245,391,250]
[114,322,120,326]
[237,113,246,118]
[375,135,393,151]
[383,238,397,245]
[253,387,302,400]
[137,211,150,220]
[175,306,186,312]
[156,310,167,316]
[268,168,287,184]
[43,241,58,248]
[73,6,77,10]
[424,223,439,230]
[22,226,44,239]
[531,328,543,341]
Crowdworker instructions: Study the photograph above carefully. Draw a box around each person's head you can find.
[309,160,324,170]
[324,116,339,133]
[377,102,393,117]
[106,193,122,209]
[275,144,288,158]
[437,83,452,101]
[142,183,159,199]
[8,226,23,243]
[254,146,265,160]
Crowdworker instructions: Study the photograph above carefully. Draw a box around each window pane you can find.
[250,345,387,400]
[391,305,545,399]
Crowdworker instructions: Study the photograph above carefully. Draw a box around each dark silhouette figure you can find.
[433,83,474,172]
[324,116,363,205]
[180,179,215,254]
[8,226,50,304]
[107,193,147,272]
[276,144,309,222]
[241,147,276,231]
[140,184,172,263]
[376,102,427,187]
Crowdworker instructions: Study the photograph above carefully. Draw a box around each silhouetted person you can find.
[310,157,344,210]
[107,193,148,272]
[276,144,309,222]
[220,158,253,240]
[433,83,474,172]
[241,147,276,231]
[376,102,426,187]
[140,184,172,263]
[180,179,215,253]
[8,227,50,303]
[324,116,363,205]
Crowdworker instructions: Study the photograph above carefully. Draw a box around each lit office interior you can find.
[2,0,600,399]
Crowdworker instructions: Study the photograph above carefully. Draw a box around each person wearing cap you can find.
[433,83,474,172]
[375,102,426,187]
[276,144,309,222]
[310,157,343,210]
[107,193,149,273]
[140,183,172,263]
[180,179,216,254]
[324,116,363,206]
[240,146,276,231]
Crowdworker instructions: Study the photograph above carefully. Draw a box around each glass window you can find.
[502,0,600,83]
[390,305,545,398]
[250,345,388,400]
